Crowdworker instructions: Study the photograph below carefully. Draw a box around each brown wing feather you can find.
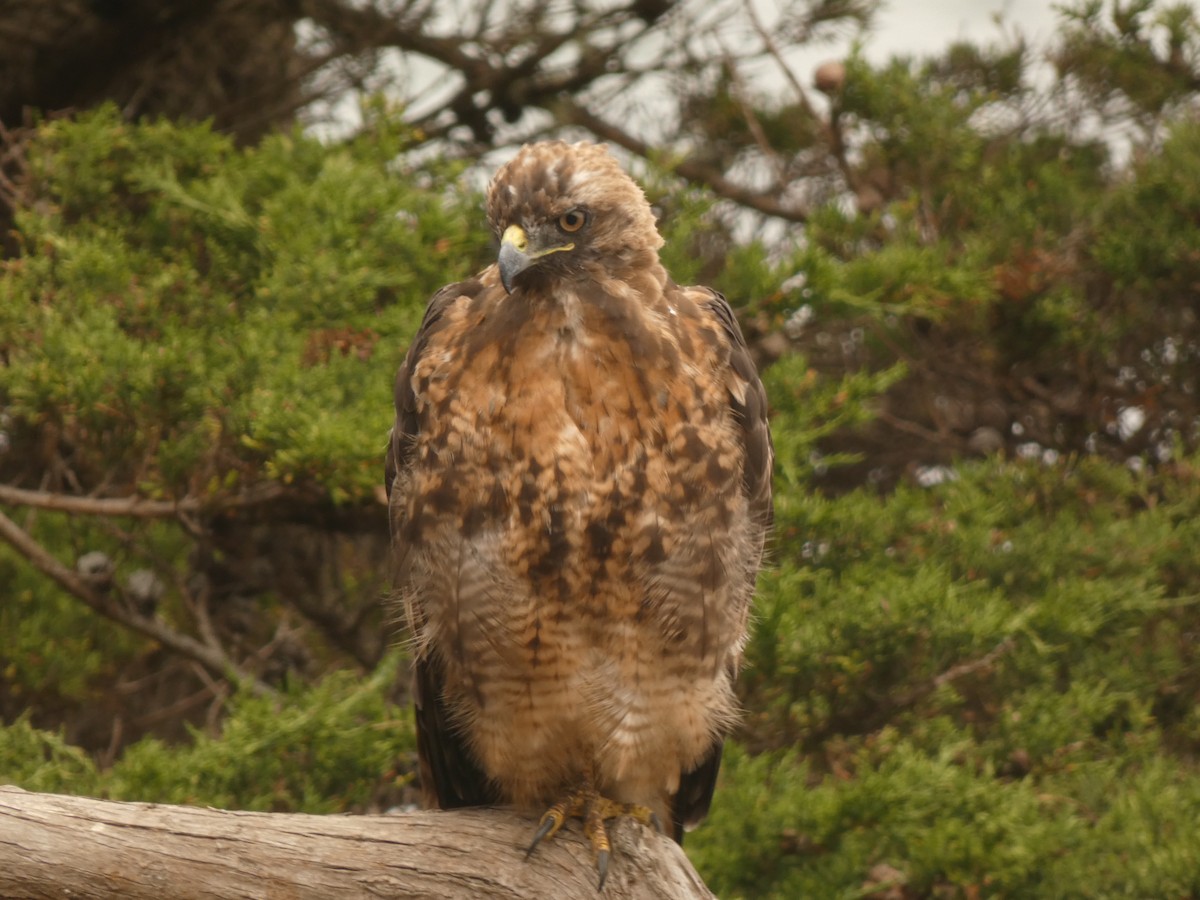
[386,278,498,810]
[698,287,775,530]
[670,286,774,840]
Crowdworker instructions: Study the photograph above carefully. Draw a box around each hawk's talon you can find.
[583,796,612,887]
[525,808,566,859]
[523,781,659,889]
[596,849,610,891]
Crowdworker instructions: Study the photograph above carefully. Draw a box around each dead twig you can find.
[557,97,810,222]
[0,506,270,694]
[0,482,286,519]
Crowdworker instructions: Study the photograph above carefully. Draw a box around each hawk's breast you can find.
[402,286,754,808]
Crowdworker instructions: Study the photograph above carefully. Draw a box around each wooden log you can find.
[0,785,715,899]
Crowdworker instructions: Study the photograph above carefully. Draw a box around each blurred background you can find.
[2,1,1200,896]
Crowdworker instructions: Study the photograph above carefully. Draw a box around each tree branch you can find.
[0,507,269,694]
[0,787,715,899]
[556,97,810,222]
[0,482,286,518]
[892,637,1019,709]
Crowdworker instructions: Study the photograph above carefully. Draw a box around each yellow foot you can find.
[524,782,663,890]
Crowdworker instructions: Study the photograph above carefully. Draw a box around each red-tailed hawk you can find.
[386,140,772,885]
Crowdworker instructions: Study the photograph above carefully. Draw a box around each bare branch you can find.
[931,638,1018,690]
[0,506,269,693]
[0,483,287,519]
[719,50,789,189]
[556,97,810,222]
[890,638,1019,710]
[300,0,483,75]
[744,0,818,120]
[743,0,859,193]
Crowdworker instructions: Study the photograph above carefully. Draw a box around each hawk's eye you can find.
[558,208,589,233]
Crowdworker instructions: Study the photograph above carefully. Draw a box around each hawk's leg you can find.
[524,775,663,889]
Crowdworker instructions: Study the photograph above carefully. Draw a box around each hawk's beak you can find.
[499,225,533,294]
[498,224,575,294]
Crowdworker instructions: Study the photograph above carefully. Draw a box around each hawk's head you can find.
[485,141,664,294]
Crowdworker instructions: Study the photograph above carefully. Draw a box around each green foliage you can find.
[1093,118,1200,291]
[0,715,100,795]
[102,656,414,812]
[765,353,905,490]
[840,52,993,196]
[693,736,1200,898]
[761,3,1200,477]
[1055,0,1200,121]
[1,656,414,813]
[692,446,1200,897]
[0,106,488,504]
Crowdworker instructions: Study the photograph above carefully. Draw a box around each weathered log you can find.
[0,785,715,899]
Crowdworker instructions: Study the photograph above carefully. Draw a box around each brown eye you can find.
[558,208,588,233]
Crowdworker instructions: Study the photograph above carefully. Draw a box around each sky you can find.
[869,0,1062,60]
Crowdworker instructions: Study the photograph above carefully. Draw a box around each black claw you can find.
[525,815,558,860]
[648,812,664,834]
[596,849,610,891]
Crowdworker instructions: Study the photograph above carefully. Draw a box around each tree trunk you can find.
[0,785,716,899]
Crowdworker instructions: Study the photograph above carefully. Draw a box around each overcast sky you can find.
[870,0,1060,59]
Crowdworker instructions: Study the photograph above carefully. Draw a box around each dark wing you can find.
[386,278,499,810]
[670,287,774,842]
[700,288,774,531]
[412,646,500,809]
[670,742,723,843]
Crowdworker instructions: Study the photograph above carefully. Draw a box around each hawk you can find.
[385,140,772,884]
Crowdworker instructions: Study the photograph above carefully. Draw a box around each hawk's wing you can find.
[386,278,500,810]
[669,286,774,842]
[700,288,774,524]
